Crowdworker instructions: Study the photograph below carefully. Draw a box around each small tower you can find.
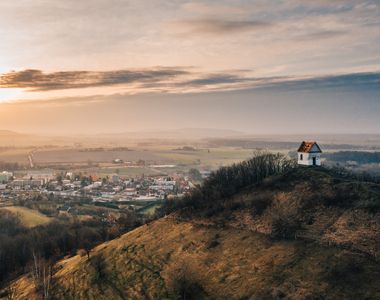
[297,141,322,166]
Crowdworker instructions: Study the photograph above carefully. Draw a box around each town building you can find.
[11,179,44,189]
[0,171,13,183]
[26,170,54,184]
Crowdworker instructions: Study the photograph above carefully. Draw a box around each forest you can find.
[0,209,142,286]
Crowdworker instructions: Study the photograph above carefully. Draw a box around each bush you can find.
[90,254,107,284]
[188,168,202,181]
[270,199,301,240]
[205,234,220,249]
[249,192,273,215]
[271,215,301,240]
[324,253,363,283]
[77,249,87,257]
[164,259,206,300]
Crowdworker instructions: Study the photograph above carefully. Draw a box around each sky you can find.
[0,0,379,135]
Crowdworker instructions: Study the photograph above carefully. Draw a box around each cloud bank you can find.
[1,67,379,99]
[0,68,189,91]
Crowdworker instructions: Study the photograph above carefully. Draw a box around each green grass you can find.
[158,148,255,168]
[138,203,162,215]
[96,166,165,177]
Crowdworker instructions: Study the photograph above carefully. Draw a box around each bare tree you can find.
[31,251,52,300]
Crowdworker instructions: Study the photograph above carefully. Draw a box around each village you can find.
[0,165,205,217]
[2,139,379,224]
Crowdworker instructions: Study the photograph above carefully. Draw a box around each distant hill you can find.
[0,130,26,137]
[0,130,71,147]
[2,164,380,299]
[93,128,246,141]
[0,130,32,146]
[0,130,44,146]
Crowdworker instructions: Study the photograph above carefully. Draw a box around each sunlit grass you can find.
[2,206,51,227]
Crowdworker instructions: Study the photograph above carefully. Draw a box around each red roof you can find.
[297,141,322,153]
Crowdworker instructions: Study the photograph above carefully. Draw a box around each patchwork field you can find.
[0,146,258,176]
[32,148,165,164]
[30,147,254,166]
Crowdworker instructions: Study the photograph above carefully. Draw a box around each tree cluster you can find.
[0,210,142,285]
[160,152,296,215]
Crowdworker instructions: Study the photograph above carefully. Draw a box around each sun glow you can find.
[0,88,24,102]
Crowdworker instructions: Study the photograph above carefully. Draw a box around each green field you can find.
[137,203,162,215]
[0,145,270,179]
[1,206,51,227]
[96,166,165,177]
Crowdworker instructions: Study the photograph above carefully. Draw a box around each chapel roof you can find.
[297,141,322,153]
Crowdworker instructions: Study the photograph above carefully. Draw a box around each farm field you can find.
[32,148,165,164]
[0,148,31,164]
[1,206,51,227]
[8,144,377,180]
[0,144,309,180]
[95,166,165,177]
[0,145,259,176]
[30,146,257,168]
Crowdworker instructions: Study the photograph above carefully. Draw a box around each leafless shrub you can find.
[90,253,107,284]
[270,196,302,240]
[164,259,206,300]
[77,249,87,257]
[249,191,273,215]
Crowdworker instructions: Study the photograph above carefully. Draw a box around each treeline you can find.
[327,165,380,184]
[207,139,380,150]
[78,147,131,152]
[325,151,380,164]
[161,153,296,214]
[0,210,141,285]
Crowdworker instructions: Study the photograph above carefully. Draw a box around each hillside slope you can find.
[3,167,380,300]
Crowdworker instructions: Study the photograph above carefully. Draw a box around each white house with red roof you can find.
[297,141,322,166]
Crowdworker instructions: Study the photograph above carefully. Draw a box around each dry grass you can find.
[4,213,380,300]
[1,206,51,228]
[2,168,380,299]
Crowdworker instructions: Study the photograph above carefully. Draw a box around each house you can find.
[11,179,44,188]
[26,170,54,184]
[297,141,322,166]
[0,171,13,183]
[111,174,120,183]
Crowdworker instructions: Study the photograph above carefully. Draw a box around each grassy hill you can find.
[1,206,51,228]
[2,166,380,300]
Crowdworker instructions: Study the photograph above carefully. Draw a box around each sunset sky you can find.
[0,0,379,134]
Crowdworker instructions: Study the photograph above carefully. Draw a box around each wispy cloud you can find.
[0,68,189,91]
[294,29,348,41]
[1,67,379,100]
[265,72,380,91]
[167,19,272,35]
[0,67,282,95]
